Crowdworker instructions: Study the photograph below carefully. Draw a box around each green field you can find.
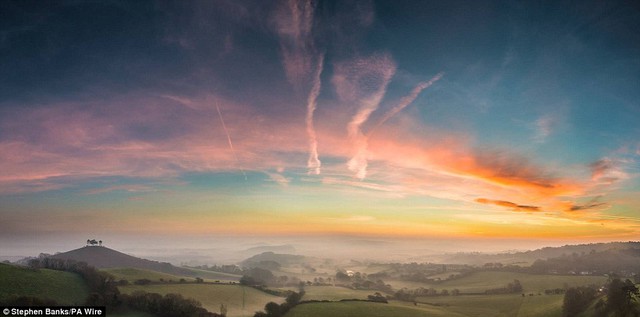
[388,271,607,293]
[103,267,188,283]
[119,283,284,317]
[302,286,380,301]
[285,301,460,317]
[181,267,242,282]
[416,294,564,317]
[0,263,89,305]
[103,267,241,283]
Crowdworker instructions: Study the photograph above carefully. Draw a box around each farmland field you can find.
[103,267,241,283]
[0,263,88,305]
[284,300,461,317]
[302,286,380,301]
[119,283,284,317]
[387,271,607,293]
[103,267,187,283]
[181,267,242,282]
[416,294,564,317]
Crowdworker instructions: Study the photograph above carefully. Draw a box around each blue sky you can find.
[1,0,639,254]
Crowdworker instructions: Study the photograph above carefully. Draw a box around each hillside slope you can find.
[0,262,88,305]
[51,246,197,277]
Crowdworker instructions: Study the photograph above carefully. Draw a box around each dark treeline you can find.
[253,291,303,317]
[126,291,222,317]
[28,257,119,307]
[563,277,640,317]
[191,264,244,275]
[27,258,223,317]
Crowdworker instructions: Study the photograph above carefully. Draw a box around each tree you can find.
[603,278,639,316]
[335,271,350,282]
[264,302,281,317]
[563,286,597,317]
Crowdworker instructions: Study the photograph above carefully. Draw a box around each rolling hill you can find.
[50,246,199,277]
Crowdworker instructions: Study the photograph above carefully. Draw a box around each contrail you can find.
[306,54,324,175]
[346,55,396,180]
[215,101,247,181]
[367,72,443,138]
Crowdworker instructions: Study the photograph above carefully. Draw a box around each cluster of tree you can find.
[239,267,276,286]
[562,285,599,317]
[125,291,223,317]
[544,288,566,295]
[253,291,303,317]
[28,257,120,307]
[195,264,243,275]
[594,278,639,316]
[378,262,473,283]
[484,279,523,295]
[367,292,388,303]
[562,278,640,317]
[333,270,393,293]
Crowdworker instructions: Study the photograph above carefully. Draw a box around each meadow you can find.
[103,267,241,283]
[284,301,457,317]
[301,285,379,301]
[415,294,564,317]
[119,283,284,317]
[0,263,88,305]
[386,271,607,293]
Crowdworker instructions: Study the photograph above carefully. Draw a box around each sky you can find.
[1,0,639,257]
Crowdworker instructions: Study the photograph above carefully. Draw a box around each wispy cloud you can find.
[333,53,396,179]
[589,158,629,184]
[273,0,325,175]
[306,55,324,175]
[215,100,247,180]
[368,72,444,138]
[266,171,290,187]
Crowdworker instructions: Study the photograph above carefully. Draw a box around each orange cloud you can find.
[475,198,541,212]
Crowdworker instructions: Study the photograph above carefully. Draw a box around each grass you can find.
[103,267,241,283]
[302,286,380,301]
[180,267,242,282]
[0,262,89,305]
[119,283,284,317]
[103,267,187,283]
[284,300,461,317]
[389,271,607,294]
[416,294,564,317]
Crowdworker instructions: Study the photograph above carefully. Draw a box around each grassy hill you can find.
[51,246,202,277]
[119,283,284,317]
[0,262,88,305]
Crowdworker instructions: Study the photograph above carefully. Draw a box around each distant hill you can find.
[241,252,306,268]
[242,245,296,256]
[440,241,640,265]
[50,246,198,277]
